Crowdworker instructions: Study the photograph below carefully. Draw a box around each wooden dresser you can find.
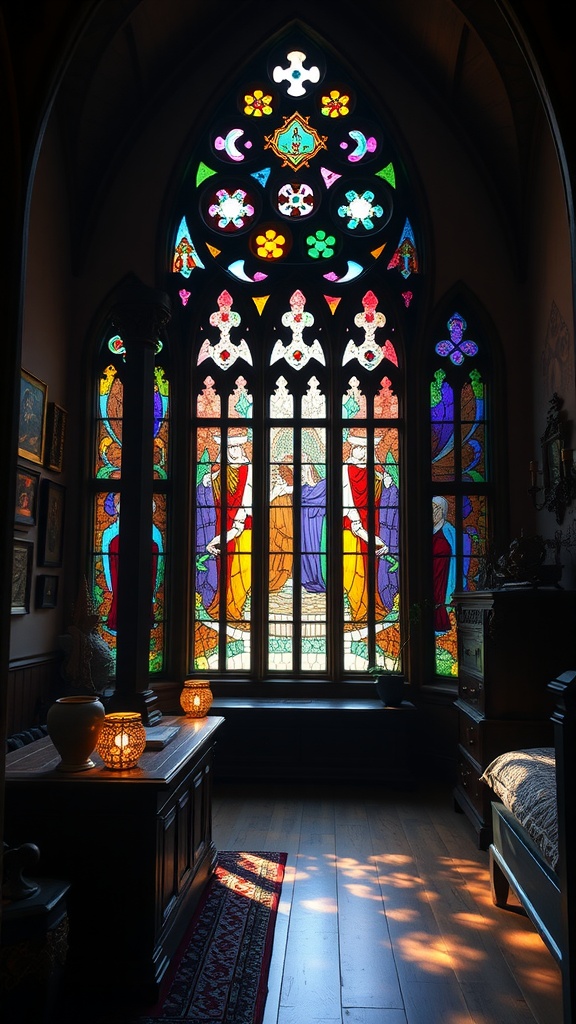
[453,588,576,849]
[4,715,224,999]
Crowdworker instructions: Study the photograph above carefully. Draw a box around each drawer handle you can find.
[463,646,481,659]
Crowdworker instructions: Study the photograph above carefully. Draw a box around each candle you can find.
[529,461,538,489]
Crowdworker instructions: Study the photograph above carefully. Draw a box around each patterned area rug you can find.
[139,851,287,1024]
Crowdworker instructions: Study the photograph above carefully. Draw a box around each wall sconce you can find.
[96,712,147,769]
[528,460,545,510]
[180,679,213,719]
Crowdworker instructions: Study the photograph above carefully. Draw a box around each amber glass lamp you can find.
[96,712,147,769]
[180,679,213,719]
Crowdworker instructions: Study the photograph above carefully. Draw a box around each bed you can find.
[480,668,576,1024]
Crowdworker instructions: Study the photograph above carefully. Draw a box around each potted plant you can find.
[368,601,423,706]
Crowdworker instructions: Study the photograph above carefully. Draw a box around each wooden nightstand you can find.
[453,588,576,848]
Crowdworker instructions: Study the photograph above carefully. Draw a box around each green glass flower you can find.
[306,229,336,259]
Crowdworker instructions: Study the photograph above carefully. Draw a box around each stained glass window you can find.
[430,311,490,678]
[171,36,418,299]
[82,32,499,692]
[190,282,403,676]
[79,27,501,692]
[176,32,420,680]
[91,354,169,672]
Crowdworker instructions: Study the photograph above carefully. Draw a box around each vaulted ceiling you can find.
[10,1,561,250]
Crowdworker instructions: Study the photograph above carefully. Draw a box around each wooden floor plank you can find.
[367,793,457,988]
[212,781,562,1024]
[278,795,342,1021]
[262,795,303,1024]
[402,978,475,1024]
[395,795,562,1024]
[460,980,556,1024]
[335,794,403,1009]
[344,1011,407,1024]
[399,792,562,1023]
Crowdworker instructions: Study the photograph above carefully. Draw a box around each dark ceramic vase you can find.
[47,694,105,771]
[375,674,405,707]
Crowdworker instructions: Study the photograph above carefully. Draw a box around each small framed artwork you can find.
[36,573,59,610]
[38,480,66,567]
[15,467,40,527]
[45,402,67,473]
[11,539,33,614]
[18,369,48,465]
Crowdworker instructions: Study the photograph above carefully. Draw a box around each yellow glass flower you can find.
[255,229,286,260]
[244,89,273,117]
[321,90,350,118]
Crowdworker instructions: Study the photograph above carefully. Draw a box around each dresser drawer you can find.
[456,749,489,820]
[458,709,481,762]
[459,628,484,677]
[457,703,554,765]
[458,671,484,712]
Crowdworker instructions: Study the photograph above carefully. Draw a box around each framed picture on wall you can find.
[36,573,59,610]
[15,467,40,527]
[45,402,67,473]
[38,480,66,567]
[18,369,48,465]
[11,539,33,614]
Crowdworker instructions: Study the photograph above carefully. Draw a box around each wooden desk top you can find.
[5,715,224,786]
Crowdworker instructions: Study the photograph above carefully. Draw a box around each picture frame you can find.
[11,539,33,614]
[15,467,40,527]
[18,369,48,465]
[45,402,67,473]
[35,573,59,610]
[38,480,66,567]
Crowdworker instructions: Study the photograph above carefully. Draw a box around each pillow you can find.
[480,747,558,870]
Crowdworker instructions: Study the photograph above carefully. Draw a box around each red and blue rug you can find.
[139,851,287,1024]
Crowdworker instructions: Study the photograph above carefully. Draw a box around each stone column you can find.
[107,278,171,724]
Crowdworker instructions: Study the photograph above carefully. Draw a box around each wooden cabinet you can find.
[453,589,576,849]
[4,715,224,999]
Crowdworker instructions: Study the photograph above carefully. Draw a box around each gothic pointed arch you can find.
[85,27,502,696]
[425,285,502,678]
[166,26,424,684]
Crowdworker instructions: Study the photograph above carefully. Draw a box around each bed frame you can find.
[488,668,576,1024]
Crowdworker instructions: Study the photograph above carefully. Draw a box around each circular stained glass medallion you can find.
[200,181,260,234]
[276,180,317,219]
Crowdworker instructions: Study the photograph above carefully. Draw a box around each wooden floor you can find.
[212,779,562,1024]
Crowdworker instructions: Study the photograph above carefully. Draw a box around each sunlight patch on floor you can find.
[385,906,423,922]
[377,870,426,890]
[505,927,555,952]
[371,852,413,865]
[452,911,491,929]
[299,896,339,913]
[515,964,561,995]
[343,883,384,900]
[396,933,456,973]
